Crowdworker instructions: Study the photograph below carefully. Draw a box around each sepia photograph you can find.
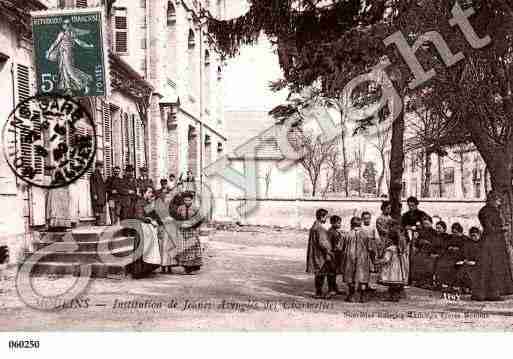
[1,1,513,348]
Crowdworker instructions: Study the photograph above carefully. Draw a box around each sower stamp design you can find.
[2,94,96,188]
[31,7,110,98]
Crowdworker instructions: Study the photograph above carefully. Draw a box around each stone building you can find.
[0,0,227,263]
[113,0,227,201]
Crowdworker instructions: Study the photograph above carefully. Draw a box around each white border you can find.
[29,7,111,99]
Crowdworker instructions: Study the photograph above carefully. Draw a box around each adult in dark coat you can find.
[472,191,513,301]
[106,166,124,225]
[306,208,334,298]
[411,217,440,288]
[401,196,430,229]
[90,161,108,225]
[120,165,138,220]
[137,167,153,196]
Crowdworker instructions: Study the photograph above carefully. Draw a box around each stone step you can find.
[71,226,126,243]
[25,261,128,278]
[29,245,134,263]
[33,236,135,252]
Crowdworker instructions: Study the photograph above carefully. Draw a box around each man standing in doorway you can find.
[137,167,153,196]
[107,166,123,225]
[90,161,108,226]
[121,165,138,220]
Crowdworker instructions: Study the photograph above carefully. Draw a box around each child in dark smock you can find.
[454,226,481,294]
[436,222,465,291]
[341,217,375,303]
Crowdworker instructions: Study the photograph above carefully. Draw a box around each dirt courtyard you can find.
[1,227,513,331]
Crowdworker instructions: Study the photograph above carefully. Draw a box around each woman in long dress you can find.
[472,191,513,301]
[154,190,179,273]
[46,19,94,95]
[175,191,203,274]
[375,200,393,257]
[130,187,162,279]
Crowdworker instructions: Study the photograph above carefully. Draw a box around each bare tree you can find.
[370,120,391,197]
[322,140,344,197]
[264,165,272,198]
[353,141,366,197]
[292,129,340,197]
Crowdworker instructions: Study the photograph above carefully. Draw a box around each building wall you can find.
[142,0,226,183]
[402,147,488,200]
[0,14,40,263]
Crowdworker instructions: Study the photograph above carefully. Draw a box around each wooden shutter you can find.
[134,116,145,172]
[102,101,112,177]
[114,8,128,55]
[15,64,42,179]
[75,0,88,8]
[129,114,136,169]
[72,125,94,180]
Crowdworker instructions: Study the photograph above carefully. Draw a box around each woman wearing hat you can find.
[472,191,513,301]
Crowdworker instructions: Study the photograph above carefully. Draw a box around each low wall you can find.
[221,197,485,232]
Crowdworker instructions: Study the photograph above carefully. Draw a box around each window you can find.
[205,50,210,65]
[140,0,146,8]
[188,29,196,49]
[141,38,147,49]
[140,58,147,75]
[167,2,176,25]
[188,29,197,98]
[217,65,222,80]
[444,167,455,184]
[75,0,88,8]
[113,8,128,55]
[217,0,222,18]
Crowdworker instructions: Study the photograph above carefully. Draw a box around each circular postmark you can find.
[2,94,96,188]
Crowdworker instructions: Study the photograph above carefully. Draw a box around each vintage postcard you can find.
[1,0,513,340]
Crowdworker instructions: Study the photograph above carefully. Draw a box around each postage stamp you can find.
[31,7,110,98]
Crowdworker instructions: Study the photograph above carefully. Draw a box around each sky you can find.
[223,1,288,112]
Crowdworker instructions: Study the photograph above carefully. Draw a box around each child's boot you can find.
[358,285,367,303]
[345,284,355,302]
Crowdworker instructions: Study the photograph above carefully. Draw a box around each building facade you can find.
[0,0,227,262]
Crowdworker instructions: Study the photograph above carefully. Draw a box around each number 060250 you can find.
[8,339,40,350]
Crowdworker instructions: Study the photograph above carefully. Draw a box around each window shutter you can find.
[102,101,112,177]
[129,115,136,169]
[75,0,88,8]
[113,8,129,55]
[70,124,93,180]
[122,113,130,169]
[134,116,145,172]
[15,64,43,179]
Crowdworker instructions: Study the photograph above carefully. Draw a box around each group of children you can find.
[306,208,408,303]
[307,205,484,303]
[410,217,481,294]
